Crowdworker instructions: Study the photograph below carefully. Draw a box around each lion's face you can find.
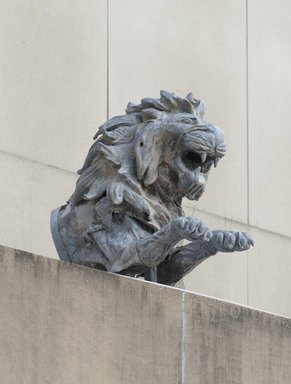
[168,113,225,200]
[72,91,226,210]
[135,110,226,201]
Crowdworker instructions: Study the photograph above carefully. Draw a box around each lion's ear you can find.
[134,124,162,187]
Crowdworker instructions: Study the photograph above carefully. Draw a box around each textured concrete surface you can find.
[0,0,107,172]
[0,246,183,384]
[0,245,290,384]
[185,295,291,384]
[0,151,77,258]
[248,0,291,237]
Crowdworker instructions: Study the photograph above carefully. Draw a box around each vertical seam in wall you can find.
[106,0,109,120]
[181,291,186,384]
[246,0,250,306]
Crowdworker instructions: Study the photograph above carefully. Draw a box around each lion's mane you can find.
[68,90,223,230]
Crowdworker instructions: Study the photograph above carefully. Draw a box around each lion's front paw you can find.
[173,216,212,242]
[211,230,254,253]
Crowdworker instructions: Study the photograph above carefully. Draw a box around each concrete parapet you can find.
[0,245,290,384]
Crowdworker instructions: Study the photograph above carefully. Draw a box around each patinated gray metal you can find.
[51,91,254,285]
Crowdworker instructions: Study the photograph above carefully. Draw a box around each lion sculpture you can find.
[51,90,254,285]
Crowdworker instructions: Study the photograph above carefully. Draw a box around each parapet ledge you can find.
[0,244,290,384]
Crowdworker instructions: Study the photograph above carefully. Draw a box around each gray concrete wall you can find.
[0,0,290,318]
[1,245,290,384]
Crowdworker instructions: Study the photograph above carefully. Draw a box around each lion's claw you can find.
[173,216,212,242]
[211,230,254,253]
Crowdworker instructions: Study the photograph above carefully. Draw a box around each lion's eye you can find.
[181,118,194,125]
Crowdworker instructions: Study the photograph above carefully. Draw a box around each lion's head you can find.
[69,91,226,229]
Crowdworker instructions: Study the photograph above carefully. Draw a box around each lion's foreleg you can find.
[157,230,254,285]
[110,216,211,273]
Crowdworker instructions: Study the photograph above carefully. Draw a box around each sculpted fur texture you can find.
[51,91,253,285]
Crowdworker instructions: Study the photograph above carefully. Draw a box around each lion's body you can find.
[52,146,183,273]
[51,91,253,285]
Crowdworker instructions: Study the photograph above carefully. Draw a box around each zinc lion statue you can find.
[51,90,254,285]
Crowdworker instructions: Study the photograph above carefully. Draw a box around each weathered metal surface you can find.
[51,91,253,285]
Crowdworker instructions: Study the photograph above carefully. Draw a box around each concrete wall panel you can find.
[0,0,107,173]
[248,0,291,236]
[185,293,291,384]
[248,227,291,318]
[0,247,183,384]
[0,151,77,258]
[109,0,248,223]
